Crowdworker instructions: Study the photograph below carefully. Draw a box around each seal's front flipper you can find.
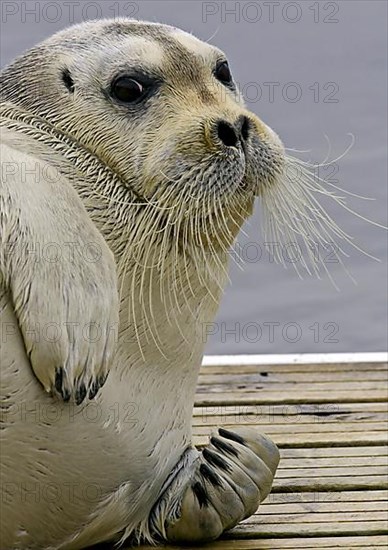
[146,427,280,543]
[0,134,119,404]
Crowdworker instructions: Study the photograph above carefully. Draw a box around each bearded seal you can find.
[0,18,303,549]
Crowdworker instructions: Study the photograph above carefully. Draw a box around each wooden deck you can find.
[139,354,388,549]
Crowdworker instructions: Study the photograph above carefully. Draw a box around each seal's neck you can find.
[0,101,144,204]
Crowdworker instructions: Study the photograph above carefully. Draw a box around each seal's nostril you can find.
[217,120,239,147]
[241,116,250,141]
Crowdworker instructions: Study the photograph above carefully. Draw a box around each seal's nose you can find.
[217,120,239,147]
[216,115,251,147]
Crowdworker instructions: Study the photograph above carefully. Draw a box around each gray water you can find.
[1,0,387,355]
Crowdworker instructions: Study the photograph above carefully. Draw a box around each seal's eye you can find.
[111,76,145,104]
[215,61,232,85]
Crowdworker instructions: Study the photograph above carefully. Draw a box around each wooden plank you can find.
[229,520,388,537]
[193,430,388,447]
[197,382,385,393]
[189,536,387,550]
[265,490,388,505]
[194,426,388,447]
[136,536,388,549]
[275,465,387,478]
[260,500,388,515]
[200,362,388,373]
[194,389,388,406]
[259,501,387,515]
[280,446,388,458]
[272,475,387,492]
[193,421,388,434]
[198,370,388,383]
[193,402,388,417]
[194,412,388,426]
[244,511,388,525]
[278,456,388,468]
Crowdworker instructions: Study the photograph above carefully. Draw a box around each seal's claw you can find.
[209,427,280,503]
[166,480,224,542]
[220,427,280,477]
[50,367,110,404]
[88,375,104,400]
[218,427,246,445]
[75,382,87,406]
[148,427,279,543]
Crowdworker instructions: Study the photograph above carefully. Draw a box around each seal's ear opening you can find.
[62,69,75,93]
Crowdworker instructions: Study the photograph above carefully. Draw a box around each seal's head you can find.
[1,19,359,281]
[0,19,283,255]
